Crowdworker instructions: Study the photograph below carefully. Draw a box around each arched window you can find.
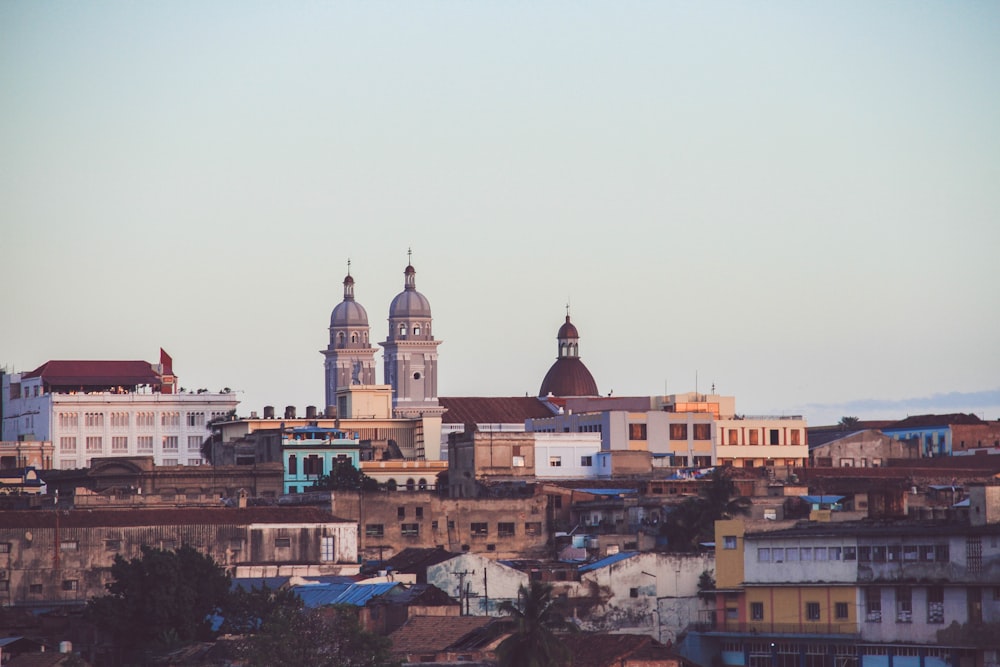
[337,332,345,347]
[406,478,415,491]
[399,323,407,337]
[351,333,357,343]
[413,324,421,336]
[418,478,427,490]
[386,479,397,491]
[288,454,297,475]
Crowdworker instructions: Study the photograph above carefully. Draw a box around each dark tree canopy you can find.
[660,466,752,552]
[219,582,303,636]
[310,459,379,491]
[234,603,398,667]
[86,545,230,651]
[838,416,861,430]
[496,581,572,667]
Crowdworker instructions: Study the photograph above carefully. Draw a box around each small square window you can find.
[723,536,737,550]
[274,538,291,548]
[62,580,78,592]
[630,588,639,598]
[415,507,424,519]
[751,602,764,620]
[806,602,821,622]
[29,583,43,594]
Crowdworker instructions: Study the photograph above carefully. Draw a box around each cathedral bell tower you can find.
[379,253,444,419]
[322,264,377,412]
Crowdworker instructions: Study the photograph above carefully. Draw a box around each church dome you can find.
[538,313,598,397]
[330,274,370,327]
[538,358,599,397]
[389,264,432,319]
[557,318,579,339]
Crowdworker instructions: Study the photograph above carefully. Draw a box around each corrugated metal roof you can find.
[801,495,845,504]
[578,551,638,573]
[292,582,399,608]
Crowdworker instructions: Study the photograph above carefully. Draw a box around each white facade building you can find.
[2,352,238,469]
[533,432,603,480]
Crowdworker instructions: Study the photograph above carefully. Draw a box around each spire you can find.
[404,249,417,291]
[343,258,355,300]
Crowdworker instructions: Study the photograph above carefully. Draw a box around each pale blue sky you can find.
[2,2,998,426]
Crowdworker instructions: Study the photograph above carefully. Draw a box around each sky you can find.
[2,2,998,428]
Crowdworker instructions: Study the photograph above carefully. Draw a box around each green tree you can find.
[496,581,572,667]
[234,604,398,667]
[838,416,860,430]
[219,582,304,635]
[86,545,230,654]
[660,467,751,552]
[310,459,379,491]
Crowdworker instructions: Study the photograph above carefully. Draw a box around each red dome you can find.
[538,357,599,398]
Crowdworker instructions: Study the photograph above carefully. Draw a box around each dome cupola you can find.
[538,311,598,398]
[330,273,370,329]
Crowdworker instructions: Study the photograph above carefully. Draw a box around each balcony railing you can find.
[691,620,859,637]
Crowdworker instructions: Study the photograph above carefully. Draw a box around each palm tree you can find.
[496,581,571,667]
[838,416,860,431]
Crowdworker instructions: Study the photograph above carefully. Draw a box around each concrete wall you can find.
[0,515,357,607]
[560,552,714,644]
[426,553,528,615]
[810,430,917,467]
[534,433,602,479]
[330,489,551,560]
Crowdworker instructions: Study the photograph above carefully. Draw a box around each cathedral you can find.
[322,257,446,421]
[322,256,600,423]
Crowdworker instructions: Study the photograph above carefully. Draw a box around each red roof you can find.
[567,634,677,667]
[438,397,556,425]
[886,413,985,429]
[0,507,346,529]
[538,357,599,398]
[25,360,161,387]
[389,615,495,654]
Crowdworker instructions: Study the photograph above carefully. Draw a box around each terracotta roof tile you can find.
[438,397,556,425]
[25,360,161,387]
[389,615,495,654]
[886,413,985,429]
[567,633,658,667]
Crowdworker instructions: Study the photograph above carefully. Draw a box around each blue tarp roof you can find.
[578,551,639,573]
[801,495,845,504]
[292,581,399,608]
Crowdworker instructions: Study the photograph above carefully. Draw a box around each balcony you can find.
[691,620,859,638]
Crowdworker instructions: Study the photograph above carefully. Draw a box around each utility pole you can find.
[452,570,475,615]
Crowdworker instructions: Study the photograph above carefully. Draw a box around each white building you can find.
[528,392,808,469]
[1,350,238,469]
[533,432,603,480]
